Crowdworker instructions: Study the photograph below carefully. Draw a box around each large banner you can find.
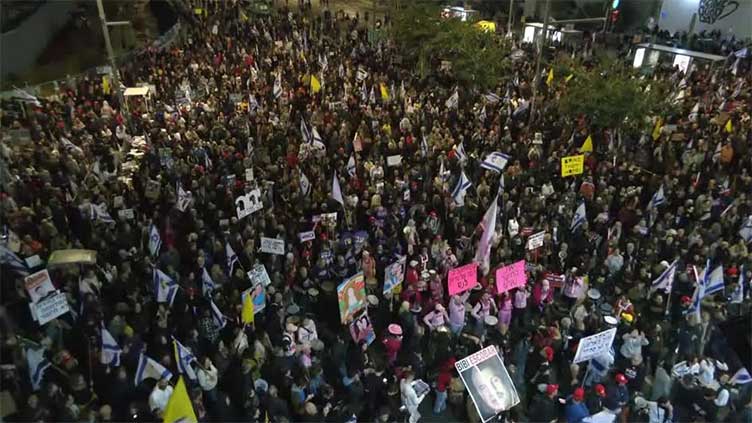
[448,262,479,296]
[337,273,367,323]
[495,260,527,294]
[455,345,520,422]
[573,328,617,363]
[383,256,406,294]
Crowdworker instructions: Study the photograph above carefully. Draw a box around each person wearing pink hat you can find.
[423,303,449,331]
[383,324,403,366]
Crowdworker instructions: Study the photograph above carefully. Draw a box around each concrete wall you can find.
[1,1,76,78]
[658,0,752,40]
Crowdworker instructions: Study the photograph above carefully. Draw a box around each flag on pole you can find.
[226,243,239,275]
[300,173,311,197]
[379,83,389,101]
[153,269,179,306]
[689,266,705,319]
[689,102,700,122]
[648,185,666,210]
[479,105,487,122]
[0,244,29,276]
[25,346,51,391]
[173,338,198,381]
[273,74,282,99]
[484,92,501,103]
[369,86,376,104]
[177,185,192,212]
[730,367,752,385]
[101,324,122,367]
[201,267,215,297]
[209,299,227,329]
[310,75,322,93]
[312,126,323,146]
[134,353,173,386]
[300,118,312,144]
[451,171,472,207]
[347,155,356,177]
[703,263,725,295]
[650,260,677,294]
[421,134,429,158]
[546,68,554,87]
[148,225,162,257]
[570,202,587,232]
[445,89,459,109]
[453,142,467,163]
[162,376,197,423]
[480,152,510,173]
[474,194,499,274]
[91,203,116,224]
[332,171,345,206]
[241,290,255,324]
[580,135,593,153]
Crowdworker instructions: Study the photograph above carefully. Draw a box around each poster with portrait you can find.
[455,345,520,422]
[348,310,375,347]
[337,272,366,323]
[383,256,406,294]
[24,270,56,304]
[242,283,266,315]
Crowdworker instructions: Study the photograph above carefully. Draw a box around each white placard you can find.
[247,264,272,286]
[573,328,617,364]
[260,237,285,255]
[526,231,546,250]
[24,255,42,269]
[24,270,56,303]
[387,155,403,167]
[33,292,71,325]
[118,209,135,220]
[245,168,254,182]
[235,188,263,220]
[298,231,315,242]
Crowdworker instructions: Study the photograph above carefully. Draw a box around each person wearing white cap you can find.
[423,303,449,331]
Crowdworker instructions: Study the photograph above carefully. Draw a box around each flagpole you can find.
[664,286,672,317]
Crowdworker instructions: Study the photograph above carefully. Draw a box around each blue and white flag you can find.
[739,215,752,243]
[703,262,725,295]
[0,244,29,276]
[300,172,311,197]
[689,271,705,319]
[570,202,587,232]
[451,171,472,207]
[332,171,345,206]
[91,203,115,224]
[648,185,666,210]
[148,224,161,257]
[300,118,312,144]
[248,94,259,112]
[650,260,677,294]
[202,267,216,297]
[347,155,356,178]
[273,73,282,99]
[173,338,197,381]
[177,185,192,212]
[498,174,505,197]
[100,324,122,367]
[453,142,467,162]
[480,152,510,173]
[60,137,83,156]
[445,89,459,109]
[731,367,752,385]
[479,105,487,123]
[484,92,501,104]
[209,299,227,329]
[134,353,173,386]
[226,242,239,275]
[312,126,323,146]
[153,268,178,306]
[26,346,51,391]
[730,265,744,304]
[688,102,700,122]
[474,194,499,275]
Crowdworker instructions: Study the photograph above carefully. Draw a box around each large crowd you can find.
[1,1,751,423]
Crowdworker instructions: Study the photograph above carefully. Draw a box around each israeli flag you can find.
[480,152,510,173]
[650,260,677,294]
[730,367,752,385]
[153,268,178,306]
[0,244,29,276]
[421,134,428,158]
[300,172,311,197]
[300,118,312,144]
[209,299,227,329]
[648,185,666,210]
[100,324,122,367]
[483,92,501,104]
[12,88,41,107]
[26,346,51,391]
[332,171,345,206]
[226,242,239,275]
[688,102,700,122]
[60,137,83,156]
[273,73,282,99]
[91,203,115,224]
[312,126,323,145]
[148,224,161,257]
[134,353,173,386]
[177,184,192,212]
[730,265,744,304]
[318,54,328,71]
[173,337,197,381]
[360,82,368,103]
[453,142,467,162]
[347,155,356,177]
[445,90,459,109]
[703,262,725,295]
[689,270,705,318]
[739,215,752,243]
[570,203,587,232]
[451,171,472,206]
[202,267,216,297]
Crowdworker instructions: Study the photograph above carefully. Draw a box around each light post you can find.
[95,0,131,122]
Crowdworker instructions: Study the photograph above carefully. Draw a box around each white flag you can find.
[134,353,173,386]
[332,171,345,206]
[570,203,587,231]
[445,89,459,109]
[101,325,122,367]
[480,152,510,173]
[153,269,178,306]
[347,155,356,177]
[148,224,161,257]
[173,338,197,381]
[451,171,472,206]
[474,194,499,275]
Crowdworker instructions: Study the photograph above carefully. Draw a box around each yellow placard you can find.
[561,154,585,177]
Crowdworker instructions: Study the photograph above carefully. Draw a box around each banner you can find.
[448,262,479,296]
[298,231,315,242]
[260,237,285,255]
[573,328,617,363]
[526,231,545,250]
[235,189,263,220]
[32,292,71,325]
[24,270,56,304]
[337,273,366,323]
[383,257,406,294]
[495,260,527,294]
[561,154,584,177]
[455,345,520,422]
[349,310,375,347]
[247,264,271,287]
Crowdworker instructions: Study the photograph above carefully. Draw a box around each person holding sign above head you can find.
[448,291,471,335]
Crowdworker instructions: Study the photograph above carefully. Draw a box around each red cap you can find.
[727,267,738,277]
[546,384,559,395]
[543,346,554,362]
[615,373,627,384]
[680,295,692,305]
[573,387,585,401]
[595,384,606,396]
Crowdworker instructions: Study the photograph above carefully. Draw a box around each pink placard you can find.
[448,262,479,296]
[495,260,527,294]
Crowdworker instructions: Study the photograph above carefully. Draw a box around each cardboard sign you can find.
[561,154,584,177]
[118,209,135,220]
[349,310,375,347]
[543,272,565,288]
[298,231,316,242]
[526,231,545,250]
[33,292,71,325]
[313,212,337,227]
[448,262,479,296]
[247,264,272,287]
[383,256,406,294]
[337,273,366,323]
[245,168,255,182]
[24,270,56,304]
[235,188,263,220]
[495,260,527,294]
[260,237,285,255]
[573,328,617,364]
[387,155,403,167]
[455,345,520,421]
[145,180,161,200]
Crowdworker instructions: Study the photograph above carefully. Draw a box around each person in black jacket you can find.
[528,384,560,423]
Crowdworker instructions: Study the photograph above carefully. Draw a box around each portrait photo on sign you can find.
[457,347,520,422]
[337,273,366,323]
[348,310,375,346]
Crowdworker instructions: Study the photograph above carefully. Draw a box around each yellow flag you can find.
[380,83,389,101]
[546,68,554,87]
[310,75,321,93]
[241,290,254,324]
[580,135,593,153]
[163,377,197,423]
[652,117,663,141]
[565,74,574,83]
[725,119,733,133]
[102,76,111,95]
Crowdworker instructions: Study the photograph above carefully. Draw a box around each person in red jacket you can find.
[383,324,403,367]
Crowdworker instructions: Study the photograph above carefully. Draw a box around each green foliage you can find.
[390,1,510,90]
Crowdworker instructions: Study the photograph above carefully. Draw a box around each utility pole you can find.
[528,0,551,127]
[96,0,130,121]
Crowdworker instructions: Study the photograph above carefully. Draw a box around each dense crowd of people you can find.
[1,1,751,422]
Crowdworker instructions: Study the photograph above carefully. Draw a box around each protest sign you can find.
[118,209,135,220]
[561,154,585,177]
[250,283,266,314]
[573,328,617,363]
[455,345,520,421]
[387,155,403,167]
[260,237,285,255]
[313,212,337,227]
[448,262,479,296]
[245,168,254,182]
[235,189,263,220]
[247,264,271,286]
[383,256,406,294]
[349,310,375,347]
[33,292,71,325]
[298,231,315,242]
[526,231,545,250]
[543,272,565,288]
[337,273,366,323]
[24,270,56,304]
[24,255,42,269]
[495,260,527,294]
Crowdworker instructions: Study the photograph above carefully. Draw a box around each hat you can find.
[484,315,498,326]
[595,384,606,396]
[604,315,619,325]
[287,304,300,315]
[307,287,319,297]
[573,387,585,401]
[615,373,627,384]
[634,397,648,410]
[546,384,559,395]
[680,295,692,305]
[587,288,601,300]
[367,295,379,306]
[410,303,422,313]
[543,346,554,362]
[409,260,418,267]
[388,324,403,335]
